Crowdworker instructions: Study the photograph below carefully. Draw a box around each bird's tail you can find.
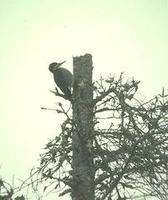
[64,88,72,101]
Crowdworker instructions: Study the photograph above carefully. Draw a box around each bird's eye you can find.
[50,63,56,67]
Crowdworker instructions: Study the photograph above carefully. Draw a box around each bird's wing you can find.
[61,68,73,87]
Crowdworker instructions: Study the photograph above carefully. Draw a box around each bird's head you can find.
[49,61,66,72]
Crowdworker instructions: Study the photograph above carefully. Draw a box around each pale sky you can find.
[0,0,168,199]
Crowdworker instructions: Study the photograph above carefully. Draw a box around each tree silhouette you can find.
[31,54,168,200]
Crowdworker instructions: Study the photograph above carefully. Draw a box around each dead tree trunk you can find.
[72,54,95,200]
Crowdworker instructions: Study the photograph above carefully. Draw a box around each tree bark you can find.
[72,54,95,200]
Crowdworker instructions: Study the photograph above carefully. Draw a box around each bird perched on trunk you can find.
[49,61,73,100]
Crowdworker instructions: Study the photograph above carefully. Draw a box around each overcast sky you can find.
[0,0,168,199]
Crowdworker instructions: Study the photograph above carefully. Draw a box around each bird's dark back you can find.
[53,67,72,99]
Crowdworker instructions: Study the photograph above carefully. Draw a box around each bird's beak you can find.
[60,61,66,65]
[56,61,66,68]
